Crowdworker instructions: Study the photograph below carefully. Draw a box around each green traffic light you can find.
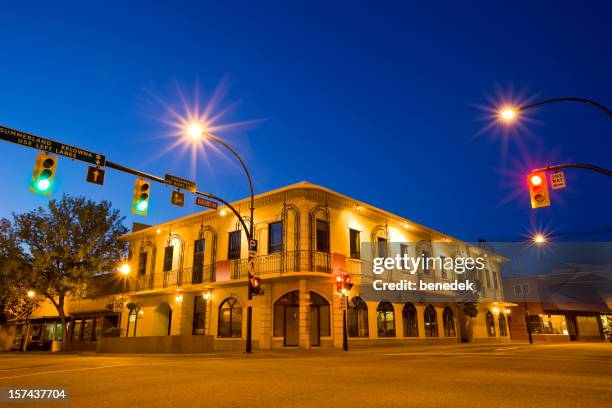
[35,178,52,192]
[135,200,148,212]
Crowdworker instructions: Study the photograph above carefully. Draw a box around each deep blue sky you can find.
[0,1,610,243]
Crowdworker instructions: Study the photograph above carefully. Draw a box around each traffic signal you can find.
[30,153,57,196]
[527,171,550,208]
[336,273,353,294]
[131,179,151,216]
[249,276,264,296]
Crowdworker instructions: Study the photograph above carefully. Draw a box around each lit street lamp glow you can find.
[499,107,518,123]
[119,263,131,276]
[533,233,547,244]
[27,290,35,298]
[186,123,204,139]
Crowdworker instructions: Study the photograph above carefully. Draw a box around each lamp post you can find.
[498,97,612,124]
[187,124,256,354]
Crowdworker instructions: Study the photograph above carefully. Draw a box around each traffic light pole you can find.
[532,163,612,179]
[342,295,348,351]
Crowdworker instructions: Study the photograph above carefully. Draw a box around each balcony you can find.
[127,251,331,292]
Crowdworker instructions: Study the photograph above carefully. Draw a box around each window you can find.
[138,252,148,275]
[349,229,361,259]
[163,245,174,272]
[376,301,395,337]
[228,231,241,260]
[218,297,242,338]
[192,239,205,283]
[310,292,331,337]
[273,291,299,338]
[498,313,508,337]
[193,296,206,335]
[81,319,93,341]
[316,219,330,252]
[442,307,456,337]
[514,284,522,295]
[268,222,283,254]
[348,297,368,337]
[402,303,418,337]
[522,284,530,294]
[493,271,499,290]
[440,256,447,279]
[377,237,388,258]
[72,320,82,341]
[424,305,438,337]
[485,269,491,288]
[486,311,496,337]
[400,244,409,258]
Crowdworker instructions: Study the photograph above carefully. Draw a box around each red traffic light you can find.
[527,171,551,209]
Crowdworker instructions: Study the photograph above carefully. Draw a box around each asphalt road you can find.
[0,343,611,408]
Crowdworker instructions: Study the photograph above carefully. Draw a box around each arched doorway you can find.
[154,302,172,336]
[274,291,299,346]
[310,292,330,346]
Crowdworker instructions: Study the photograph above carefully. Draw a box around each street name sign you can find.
[164,173,196,192]
[195,196,218,209]
[171,190,185,207]
[0,125,106,166]
[86,166,105,185]
[550,171,566,189]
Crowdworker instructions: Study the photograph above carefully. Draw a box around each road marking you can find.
[0,363,134,380]
[0,363,75,372]
[380,352,612,362]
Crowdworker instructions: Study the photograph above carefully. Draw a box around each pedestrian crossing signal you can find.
[132,179,151,216]
[30,153,57,196]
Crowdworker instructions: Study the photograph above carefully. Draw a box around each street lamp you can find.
[26,290,35,298]
[532,233,547,245]
[498,97,612,124]
[119,263,131,276]
[185,121,256,354]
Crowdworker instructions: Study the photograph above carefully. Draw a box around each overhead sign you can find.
[550,171,566,190]
[171,190,185,207]
[0,125,106,167]
[86,166,105,185]
[164,173,196,192]
[195,196,218,209]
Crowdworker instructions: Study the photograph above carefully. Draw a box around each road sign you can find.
[171,190,185,207]
[195,196,218,209]
[249,239,258,253]
[550,171,566,190]
[86,166,105,185]
[164,173,196,192]
[0,125,106,167]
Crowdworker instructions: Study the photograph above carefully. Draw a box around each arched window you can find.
[348,297,369,337]
[402,303,418,337]
[273,291,299,346]
[218,297,243,338]
[486,311,496,337]
[498,313,508,337]
[442,306,456,337]
[424,305,438,337]
[377,301,395,337]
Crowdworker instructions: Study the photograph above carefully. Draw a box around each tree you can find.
[0,218,37,325]
[14,195,128,349]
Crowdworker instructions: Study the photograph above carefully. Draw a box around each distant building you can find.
[503,268,612,342]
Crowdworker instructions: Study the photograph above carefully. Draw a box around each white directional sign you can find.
[550,171,566,190]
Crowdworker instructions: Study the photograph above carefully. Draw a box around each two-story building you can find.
[112,182,511,351]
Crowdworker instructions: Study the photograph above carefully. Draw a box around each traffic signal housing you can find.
[30,153,57,196]
[131,179,151,216]
[336,273,353,294]
[249,276,264,296]
[527,171,550,209]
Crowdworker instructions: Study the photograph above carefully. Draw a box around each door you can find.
[284,305,299,346]
[310,306,320,346]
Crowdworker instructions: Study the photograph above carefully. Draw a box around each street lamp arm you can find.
[533,163,612,178]
[519,97,612,118]
[203,132,255,238]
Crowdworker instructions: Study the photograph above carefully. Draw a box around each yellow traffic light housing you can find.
[131,179,151,216]
[30,153,57,196]
[528,171,550,208]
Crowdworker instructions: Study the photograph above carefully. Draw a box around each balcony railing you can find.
[231,250,331,279]
[129,265,215,292]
